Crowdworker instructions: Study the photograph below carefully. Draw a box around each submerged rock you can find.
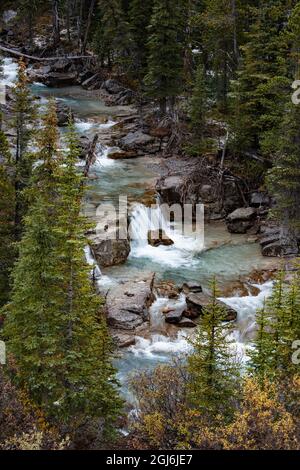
[106,274,155,330]
[147,229,174,247]
[185,292,237,321]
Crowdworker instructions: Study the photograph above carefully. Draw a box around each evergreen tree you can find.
[128,0,153,81]
[230,1,290,155]
[11,59,36,240]
[0,117,15,307]
[266,3,300,238]
[187,278,240,420]
[198,0,242,113]
[144,0,185,115]
[189,60,208,149]
[249,270,300,382]
[3,102,122,431]
[94,0,131,69]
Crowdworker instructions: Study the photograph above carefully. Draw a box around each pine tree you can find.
[0,116,15,307]
[266,3,300,238]
[128,0,153,81]
[144,0,185,115]
[94,0,131,69]
[198,0,242,113]
[249,270,300,382]
[187,278,240,420]
[3,102,122,431]
[11,59,36,241]
[230,1,290,155]
[189,60,208,149]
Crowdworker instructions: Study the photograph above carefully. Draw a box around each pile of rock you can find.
[106,273,155,330]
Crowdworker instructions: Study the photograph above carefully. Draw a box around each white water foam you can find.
[99,119,116,129]
[75,120,95,133]
[220,281,273,342]
[150,294,187,332]
[1,58,18,87]
[129,203,204,267]
[92,144,116,168]
[129,332,192,359]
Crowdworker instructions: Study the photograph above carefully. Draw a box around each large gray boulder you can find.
[156,176,183,205]
[56,101,74,126]
[118,130,156,155]
[88,213,130,267]
[260,224,299,257]
[226,207,257,234]
[106,274,155,330]
[185,293,237,321]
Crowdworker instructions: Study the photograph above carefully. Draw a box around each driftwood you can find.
[83,134,98,177]
[0,44,95,62]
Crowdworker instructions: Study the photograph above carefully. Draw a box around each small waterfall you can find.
[84,245,102,281]
[149,294,187,333]
[1,58,18,87]
[129,203,203,267]
[220,281,273,342]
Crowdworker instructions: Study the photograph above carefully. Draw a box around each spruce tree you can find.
[129,0,153,81]
[0,117,15,307]
[266,3,300,238]
[249,270,300,382]
[189,61,208,149]
[94,0,131,69]
[187,278,240,420]
[3,102,122,431]
[11,59,36,240]
[144,0,185,115]
[230,1,290,155]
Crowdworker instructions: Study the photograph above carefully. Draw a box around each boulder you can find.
[181,281,202,295]
[56,101,74,126]
[77,135,92,159]
[118,130,156,155]
[88,213,130,267]
[103,79,125,95]
[108,150,138,160]
[147,229,174,247]
[259,223,299,257]
[176,317,197,328]
[81,72,103,90]
[186,293,237,321]
[226,207,257,234]
[28,67,78,87]
[164,310,183,324]
[156,176,183,205]
[112,332,136,348]
[106,274,155,330]
[250,191,270,208]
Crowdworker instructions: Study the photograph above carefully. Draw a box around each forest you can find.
[0,0,300,454]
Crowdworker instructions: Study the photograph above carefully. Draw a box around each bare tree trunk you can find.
[231,0,239,62]
[52,0,60,46]
[66,0,71,42]
[82,0,96,54]
[84,134,98,177]
[77,0,84,51]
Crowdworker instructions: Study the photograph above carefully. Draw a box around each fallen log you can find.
[0,44,95,62]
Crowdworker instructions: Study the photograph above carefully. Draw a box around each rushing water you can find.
[2,58,276,399]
